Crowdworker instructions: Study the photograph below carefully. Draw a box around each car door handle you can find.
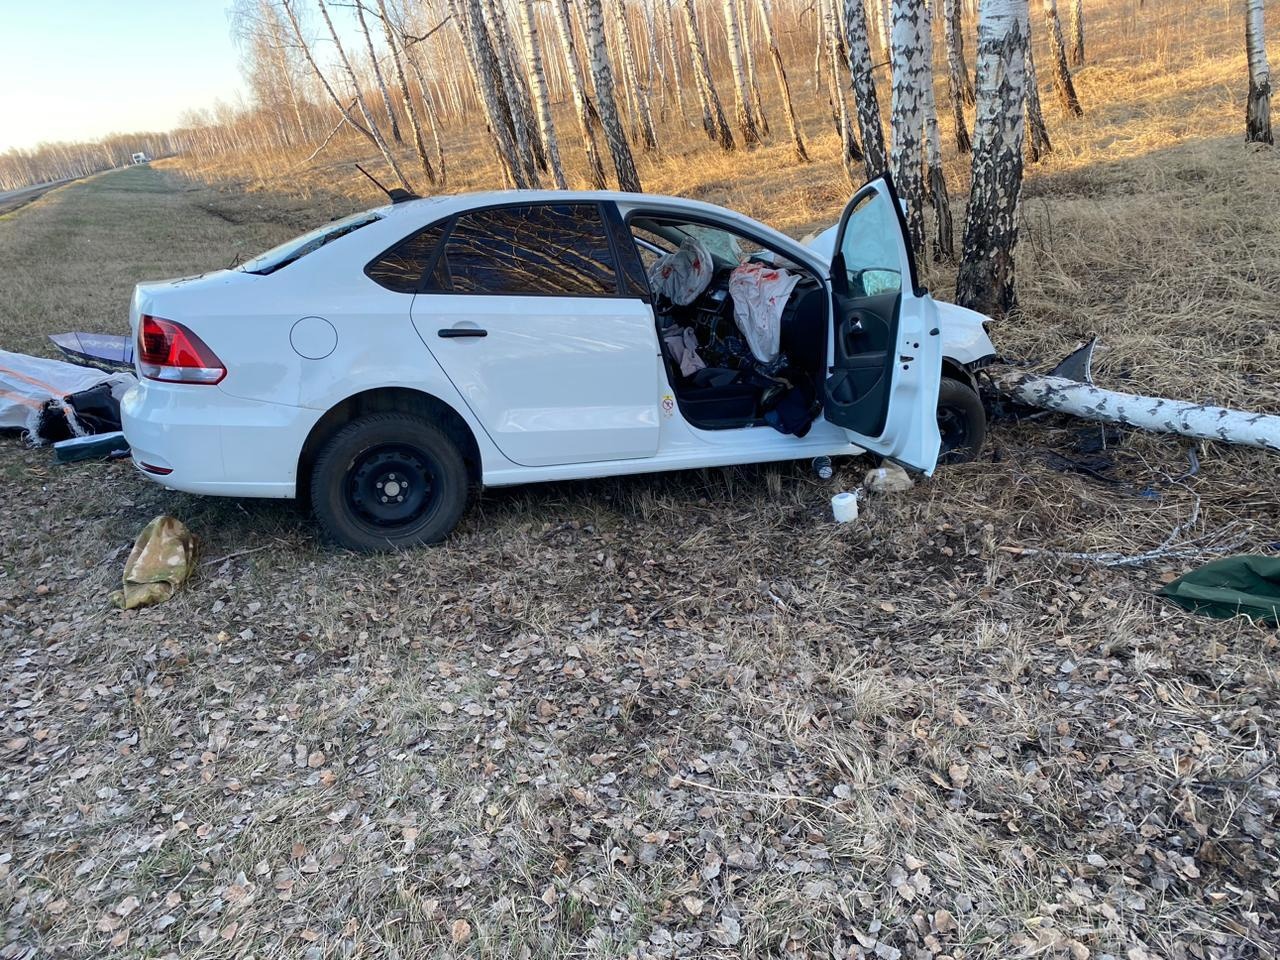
[437,328,487,338]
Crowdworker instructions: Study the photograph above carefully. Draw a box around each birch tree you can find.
[1042,0,1083,115]
[757,0,810,161]
[585,0,643,189]
[889,0,928,251]
[956,0,1029,316]
[480,0,543,181]
[724,0,763,146]
[552,0,608,187]
[1069,0,1083,65]
[375,0,437,186]
[825,0,863,179]
[943,0,973,152]
[1024,40,1053,161]
[453,0,531,187]
[616,0,659,151]
[520,0,568,187]
[355,0,403,143]
[919,0,953,260]
[285,0,413,190]
[679,0,736,150]
[843,0,889,179]
[1246,0,1273,144]
[736,0,770,134]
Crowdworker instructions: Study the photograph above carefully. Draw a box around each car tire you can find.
[310,412,469,551]
[937,376,987,464]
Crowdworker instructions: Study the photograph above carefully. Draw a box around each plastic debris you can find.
[864,463,914,494]
[110,516,197,610]
[54,431,129,463]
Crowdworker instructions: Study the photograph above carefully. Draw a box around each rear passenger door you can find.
[408,202,660,468]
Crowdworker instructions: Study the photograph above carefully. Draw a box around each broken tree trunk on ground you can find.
[987,339,1280,453]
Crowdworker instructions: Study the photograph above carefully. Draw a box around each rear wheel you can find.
[937,376,987,464]
[310,413,469,551]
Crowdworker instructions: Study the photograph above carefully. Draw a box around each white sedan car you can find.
[122,176,996,551]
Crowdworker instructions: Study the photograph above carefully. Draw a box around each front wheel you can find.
[937,376,987,464]
[310,413,469,551]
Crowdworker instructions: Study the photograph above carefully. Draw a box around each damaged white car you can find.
[122,175,996,550]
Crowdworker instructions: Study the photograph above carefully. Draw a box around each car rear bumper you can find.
[121,380,315,498]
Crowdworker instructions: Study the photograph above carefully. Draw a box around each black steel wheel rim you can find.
[937,404,969,454]
[347,444,439,529]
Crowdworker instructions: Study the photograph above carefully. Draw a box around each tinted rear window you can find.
[366,224,446,293]
[428,203,618,296]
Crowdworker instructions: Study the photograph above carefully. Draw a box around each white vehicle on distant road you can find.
[122,176,997,550]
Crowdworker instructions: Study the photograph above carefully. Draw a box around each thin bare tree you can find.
[1246,0,1273,144]
[956,0,1030,316]
[824,0,863,180]
[616,0,660,151]
[843,0,889,179]
[757,0,809,161]
[724,0,763,145]
[679,0,735,149]
[585,0,643,189]
[375,0,437,185]
[519,0,568,187]
[552,0,609,187]
[1024,39,1052,161]
[283,0,413,189]
[481,0,544,180]
[943,0,973,152]
[736,0,770,134]
[1069,0,1083,65]
[1042,0,1083,115]
[355,0,403,143]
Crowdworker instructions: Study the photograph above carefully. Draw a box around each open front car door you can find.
[822,176,943,474]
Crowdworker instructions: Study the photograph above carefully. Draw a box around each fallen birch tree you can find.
[986,339,1280,454]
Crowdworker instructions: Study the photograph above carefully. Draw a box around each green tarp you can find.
[1159,555,1280,625]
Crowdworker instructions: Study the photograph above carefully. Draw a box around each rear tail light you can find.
[138,315,226,384]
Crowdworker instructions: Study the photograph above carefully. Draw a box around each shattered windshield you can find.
[239,211,381,275]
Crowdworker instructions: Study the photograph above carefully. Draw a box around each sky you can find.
[0,0,248,152]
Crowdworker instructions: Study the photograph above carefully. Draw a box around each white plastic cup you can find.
[831,491,860,523]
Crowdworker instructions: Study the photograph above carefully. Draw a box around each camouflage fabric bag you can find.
[110,516,197,610]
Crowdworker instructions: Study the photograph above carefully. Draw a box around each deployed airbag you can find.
[728,262,800,365]
[648,236,713,305]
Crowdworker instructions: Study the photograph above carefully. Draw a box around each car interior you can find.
[628,215,830,435]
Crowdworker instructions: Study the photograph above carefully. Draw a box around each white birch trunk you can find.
[825,0,863,179]
[943,0,973,152]
[737,0,770,134]
[314,0,413,190]
[680,0,737,150]
[955,0,1028,316]
[1043,0,1083,115]
[991,369,1280,453]
[376,0,437,186]
[724,0,764,145]
[481,0,543,183]
[520,0,568,188]
[586,0,644,190]
[1024,39,1053,162]
[452,0,531,187]
[758,0,810,161]
[355,0,402,143]
[1246,0,1273,144]
[843,0,889,179]
[1069,0,1084,65]
[617,0,660,151]
[889,0,928,252]
[919,0,954,260]
[552,0,609,188]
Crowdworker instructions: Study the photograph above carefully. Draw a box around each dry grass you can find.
[2,0,1279,957]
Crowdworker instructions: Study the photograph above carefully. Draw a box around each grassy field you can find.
[2,0,1279,957]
